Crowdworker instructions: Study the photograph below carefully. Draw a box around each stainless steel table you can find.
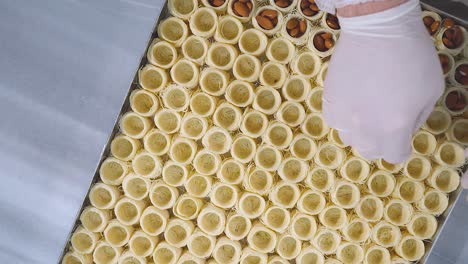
[0,0,466,263]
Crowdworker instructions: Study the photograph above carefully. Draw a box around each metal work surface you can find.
[0,0,466,263]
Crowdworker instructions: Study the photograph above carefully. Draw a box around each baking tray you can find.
[59,1,468,263]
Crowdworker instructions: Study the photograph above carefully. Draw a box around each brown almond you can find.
[310,3,320,11]
[442,37,454,48]
[423,16,434,27]
[211,0,225,7]
[272,17,278,25]
[313,35,325,51]
[445,90,466,111]
[321,32,333,39]
[246,1,253,10]
[234,1,250,17]
[261,9,278,20]
[299,20,307,33]
[287,19,298,30]
[455,64,468,85]
[301,0,310,10]
[289,28,300,37]
[453,27,464,46]
[430,21,440,34]
[239,0,249,2]
[256,15,274,30]
[303,8,315,17]
[308,0,316,4]
[276,0,290,8]
[443,18,455,28]
[324,39,334,49]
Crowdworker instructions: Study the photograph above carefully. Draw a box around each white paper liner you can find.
[384,199,413,226]
[252,7,284,36]
[93,241,122,264]
[173,194,204,220]
[129,229,158,257]
[259,61,288,88]
[214,15,244,44]
[149,180,180,210]
[206,43,238,71]
[168,0,198,20]
[422,106,452,135]
[99,157,129,186]
[367,170,396,198]
[193,149,221,175]
[297,189,326,215]
[231,135,257,163]
[269,181,300,208]
[240,246,268,264]
[261,205,291,233]
[199,68,230,96]
[185,174,213,198]
[296,246,325,264]
[416,188,449,216]
[433,140,466,167]
[232,54,262,82]
[140,206,169,236]
[225,213,252,240]
[122,173,150,200]
[237,192,266,219]
[164,218,195,247]
[119,112,152,139]
[428,166,460,193]
[411,130,437,155]
[392,177,425,203]
[189,7,218,38]
[153,241,182,264]
[104,219,134,248]
[187,229,217,259]
[162,161,189,187]
[212,237,242,264]
[71,226,100,255]
[266,37,296,64]
[157,17,189,47]
[226,80,256,107]
[217,158,246,185]
[197,204,227,236]
[132,151,163,179]
[154,108,182,134]
[114,197,146,225]
[342,217,371,244]
[356,195,384,222]
[376,159,403,174]
[147,40,178,69]
[289,211,317,240]
[62,251,92,264]
[281,15,311,46]
[336,242,364,264]
[339,157,370,183]
[80,206,111,233]
[247,222,278,254]
[403,154,432,181]
[130,89,160,117]
[227,0,256,23]
[394,235,425,262]
[263,121,293,149]
[302,113,330,140]
[364,245,390,264]
[213,101,243,131]
[446,118,468,146]
[275,234,302,260]
[169,137,197,165]
[305,166,335,192]
[291,50,322,78]
[170,59,200,89]
[190,91,217,117]
[370,221,402,248]
[210,182,239,209]
[89,183,120,210]
[330,180,360,209]
[181,35,209,65]
[252,86,282,115]
[202,126,233,154]
[180,113,208,140]
[243,166,273,195]
[314,142,345,169]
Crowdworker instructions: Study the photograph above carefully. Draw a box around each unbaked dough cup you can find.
[227,0,256,23]
[232,54,261,82]
[190,91,217,117]
[164,218,195,247]
[206,43,238,70]
[99,157,129,186]
[128,230,158,258]
[103,219,134,248]
[157,17,189,47]
[393,177,425,203]
[252,86,282,115]
[185,174,212,198]
[307,27,337,57]
[168,0,197,20]
[71,226,100,254]
[114,197,146,225]
[269,181,300,208]
[441,86,468,115]
[243,166,273,195]
[161,85,190,111]
[130,89,159,117]
[217,158,246,185]
[297,189,326,215]
[391,256,410,264]
[416,188,449,216]
[193,149,221,175]
[62,251,92,264]
[411,130,437,155]
[200,67,232,99]
[364,245,391,264]
[318,205,347,230]
[170,59,199,89]
[197,204,226,236]
[80,206,111,233]
[212,237,242,264]
[231,135,257,163]
[342,218,371,244]
[306,87,324,113]
[289,133,317,160]
[314,142,345,169]
[132,150,162,179]
[181,35,209,65]
[428,166,460,193]
[320,13,341,34]
[247,222,277,254]
[225,80,255,107]
[140,206,169,236]
[202,126,233,154]
[275,101,306,127]
[423,106,451,134]
[436,25,467,56]
[316,61,329,86]
[259,61,288,88]
[144,129,171,156]
[395,235,425,262]
[278,156,308,183]
[339,156,370,183]
[324,258,342,264]
[305,166,335,192]
[254,144,283,172]
[406,212,438,240]
[384,199,413,226]
[210,182,239,209]
[187,229,216,259]
[214,15,244,44]
[189,7,218,38]
[281,75,311,102]
[177,251,205,264]
[89,183,120,210]
[330,180,360,209]
[356,195,384,222]
[376,159,403,174]
[147,40,178,69]
[275,234,302,260]
[252,7,283,36]
[336,242,364,264]
[236,192,266,219]
[421,11,441,37]
[173,194,204,220]
[168,137,197,165]
[202,0,229,12]
[119,112,152,139]
[93,241,122,264]
[238,28,268,56]
[180,113,208,140]
[213,101,242,131]
[149,180,179,210]
[118,250,145,264]
[270,0,297,13]
[162,161,188,187]
[261,205,291,233]
[240,109,269,138]
[302,113,330,140]
[266,37,296,64]
[240,247,268,264]
[281,15,310,46]
[403,154,432,181]
[434,140,465,167]
[122,173,150,200]
[313,228,343,255]
[263,121,293,150]
[225,213,252,240]
[297,0,324,22]
[370,221,401,248]
[437,50,455,77]
[446,118,468,146]
[290,50,322,78]
[152,241,182,264]
[367,170,396,198]
[289,211,317,240]
[296,246,325,264]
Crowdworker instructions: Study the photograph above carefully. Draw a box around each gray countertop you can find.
[0,0,466,263]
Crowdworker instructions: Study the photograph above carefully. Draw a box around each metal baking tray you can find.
[59,1,467,263]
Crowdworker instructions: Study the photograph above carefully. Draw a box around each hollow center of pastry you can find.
[243,255,261,264]
[268,126,289,146]
[235,56,257,78]
[122,115,144,136]
[132,93,155,114]
[202,71,225,95]
[215,106,237,129]
[317,232,337,252]
[369,174,391,196]
[177,198,198,218]
[229,83,251,104]
[345,160,364,181]
[101,161,124,182]
[107,226,127,245]
[335,185,356,206]
[278,237,298,257]
[228,216,248,237]
[293,217,312,237]
[164,164,185,185]
[283,159,303,181]
[154,247,175,264]
[360,198,378,220]
[281,104,301,124]
[191,235,212,255]
[156,111,179,133]
[211,46,231,67]
[270,40,290,62]
[367,249,386,264]
[262,65,282,86]
[195,153,216,174]
[120,255,141,264]
[183,117,204,138]
[347,222,366,241]
[249,170,269,191]
[426,110,449,132]
[305,115,324,137]
[141,69,163,90]
[94,245,117,263]
[241,32,261,53]
[380,159,398,171]
[214,185,235,205]
[435,170,456,191]
[220,19,240,40]
[266,208,286,228]
[141,213,164,234]
[301,193,322,213]
[302,252,319,263]
[215,244,236,263]
[131,236,152,256]
[340,245,360,263]
[187,175,208,196]
[401,239,422,259]
[200,212,222,232]
[173,62,195,84]
[297,54,316,75]
[277,185,295,205]
[63,255,81,264]
[221,162,242,183]
[440,144,461,164]
[241,195,263,215]
[424,192,442,211]
[376,226,396,245]
[191,94,213,115]
[285,79,306,100]
[207,131,228,152]
[257,89,277,111]
[116,202,138,223]
[151,185,173,206]
[134,154,156,176]
[165,88,187,110]
[152,44,175,66]
[81,210,102,231]
[166,225,187,245]
[318,146,338,166]
[194,10,216,33]
[161,20,184,42]
[309,169,330,190]
[252,231,273,250]
[173,0,195,15]
[406,158,425,180]
[323,208,344,228]
[184,38,205,60]
[257,148,278,169]
[453,121,468,143]
[399,181,420,202]
[413,133,431,154]
[387,203,405,224]
[72,233,92,252]
[244,113,265,134]
[91,188,112,207]
[111,137,133,159]
[292,138,312,159]
[171,142,193,163]
[126,178,148,199]
[308,89,323,111]
[233,138,254,160]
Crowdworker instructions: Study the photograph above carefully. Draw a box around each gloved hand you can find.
[316,0,444,163]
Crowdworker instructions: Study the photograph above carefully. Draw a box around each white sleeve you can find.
[315,0,389,14]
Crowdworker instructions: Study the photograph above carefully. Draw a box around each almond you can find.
[261,9,278,20]
[256,15,274,30]
[423,16,434,27]
[299,20,307,33]
[287,19,298,30]
[234,1,250,17]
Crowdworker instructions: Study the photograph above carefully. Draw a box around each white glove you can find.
[321,0,444,163]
